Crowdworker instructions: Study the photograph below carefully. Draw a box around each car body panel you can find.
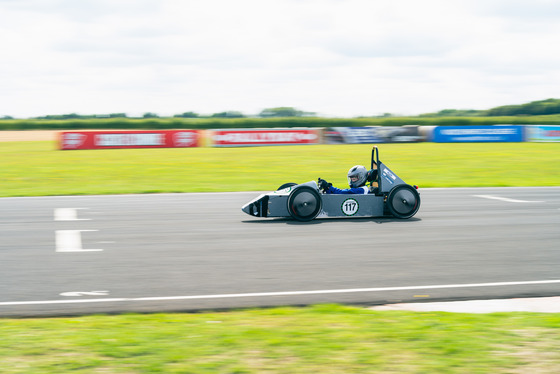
[242,181,386,219]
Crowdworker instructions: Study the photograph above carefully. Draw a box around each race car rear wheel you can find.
[387,184,420,219]
[287,186,322,221]
[277,182,297,190]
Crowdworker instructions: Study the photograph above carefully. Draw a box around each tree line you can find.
[1,107,315,121]
[421,98,560,117]
[2,99,560,121]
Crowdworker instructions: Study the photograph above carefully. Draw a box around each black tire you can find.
[386,184,420,219]
[287,186,322,221]
[277,182,298,190]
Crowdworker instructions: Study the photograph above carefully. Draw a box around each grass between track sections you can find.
[2,141,560,373]
[1,141,560,197]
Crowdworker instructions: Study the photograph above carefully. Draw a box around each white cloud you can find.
[0,0,559,118]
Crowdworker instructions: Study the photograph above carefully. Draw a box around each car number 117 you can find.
[342,198,359,216]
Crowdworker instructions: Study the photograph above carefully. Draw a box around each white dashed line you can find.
[60,291,110,297]
[55,230,103,252]
[54,208,90,221]
[473,195,544,203]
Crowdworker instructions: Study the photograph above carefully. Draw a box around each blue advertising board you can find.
[433,125,524,143]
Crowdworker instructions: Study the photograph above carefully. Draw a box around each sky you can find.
[1,0,559,118]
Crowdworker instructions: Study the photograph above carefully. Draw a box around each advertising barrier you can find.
[59,130,199,150]
[56,124,555,149]
[433,125,524,143]
[325,126,421,144]
[210,128,320,147]
[525,125,560,142]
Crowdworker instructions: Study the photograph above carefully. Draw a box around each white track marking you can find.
[55,230,102,252]
[60,291,110,297]
[1,279,559,307]
[54,208,90,221]
[473,195,544,203]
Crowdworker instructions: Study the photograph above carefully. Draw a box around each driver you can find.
[318,165,377,194]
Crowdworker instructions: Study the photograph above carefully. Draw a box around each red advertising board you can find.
[211,129,320,147]
[59,130,199,150]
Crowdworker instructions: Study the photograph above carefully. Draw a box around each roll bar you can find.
[371,145,379,169]
[371,146,382,193]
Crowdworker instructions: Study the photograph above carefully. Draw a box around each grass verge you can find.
[1,142,559,197]
[1,305,560,373]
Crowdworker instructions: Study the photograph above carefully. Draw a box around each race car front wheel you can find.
[387,184,420,219]
[287,186,322,221]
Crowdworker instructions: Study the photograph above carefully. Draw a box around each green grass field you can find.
[1,141,559,197]
[2,141,560,373]
[1,305,560,373]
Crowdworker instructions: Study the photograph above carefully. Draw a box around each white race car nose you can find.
[241,194,268,217]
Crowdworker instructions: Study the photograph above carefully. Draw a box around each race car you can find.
[242,146,420,221]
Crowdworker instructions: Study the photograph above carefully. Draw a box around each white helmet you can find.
[347,165,367,188]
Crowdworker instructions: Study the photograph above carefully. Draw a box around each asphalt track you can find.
[1,187,559,317]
